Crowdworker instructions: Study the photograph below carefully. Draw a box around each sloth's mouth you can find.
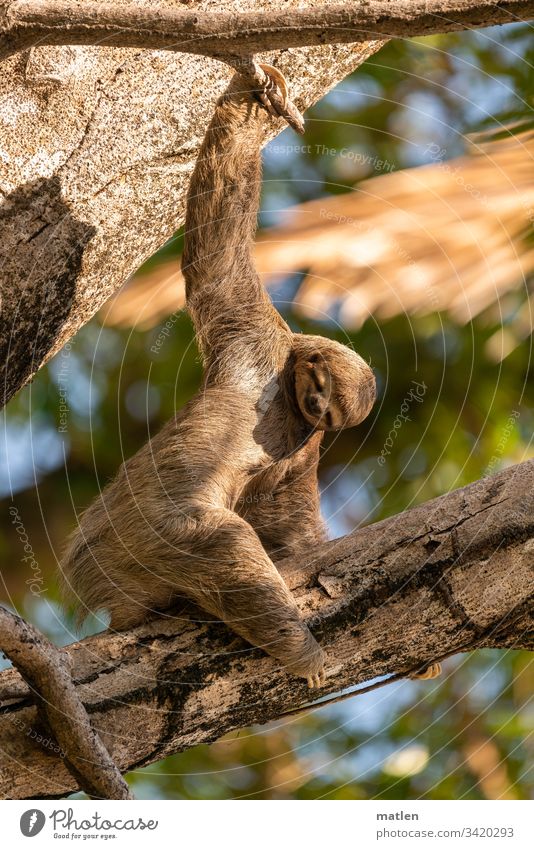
[305,394,332,426]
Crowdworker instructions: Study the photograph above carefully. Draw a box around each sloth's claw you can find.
[250,62,305,135]
[412,662,442,680]
[256,87,278,118]
[307,670,326,689]
[258,63,289,110]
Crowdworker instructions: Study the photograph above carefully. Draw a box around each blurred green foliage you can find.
[0,24,532,799]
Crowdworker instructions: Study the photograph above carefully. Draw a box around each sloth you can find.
[61,66,435,688]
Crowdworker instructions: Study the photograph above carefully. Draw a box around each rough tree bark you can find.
[1,0,534,407]
[0,607,132,799]
[2,1,532,58]
[1,460,532,799]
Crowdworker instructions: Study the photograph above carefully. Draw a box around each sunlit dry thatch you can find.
[101,128,534,361]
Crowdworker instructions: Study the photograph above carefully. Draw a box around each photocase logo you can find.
[20,809,46,837]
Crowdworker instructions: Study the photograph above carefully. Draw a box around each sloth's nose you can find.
[306,393,325,416]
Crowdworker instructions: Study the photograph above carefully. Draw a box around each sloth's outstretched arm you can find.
[182,72,286,366]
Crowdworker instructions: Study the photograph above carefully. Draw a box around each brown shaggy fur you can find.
[60,71,376,685]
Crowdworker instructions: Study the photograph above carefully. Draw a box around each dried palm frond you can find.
[101,128,534,360]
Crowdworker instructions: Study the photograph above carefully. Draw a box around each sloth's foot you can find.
[255,63,289,112]
[251,62,305,135]
[282,627,326,687]
[412,662,442,680]
[307,668,327,690]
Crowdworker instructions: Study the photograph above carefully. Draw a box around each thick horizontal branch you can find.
[0,460,532,799]
[1,1,533,60]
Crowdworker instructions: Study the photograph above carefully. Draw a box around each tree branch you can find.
[1,460,532,799]
[0,606,132,799]
[1,1,533,61]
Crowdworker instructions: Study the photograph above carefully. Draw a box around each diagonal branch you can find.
[1,459,532,799]
[0,606,132,799]
[1,1,533,61]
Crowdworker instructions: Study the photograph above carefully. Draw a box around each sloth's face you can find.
[294,339,376,431]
